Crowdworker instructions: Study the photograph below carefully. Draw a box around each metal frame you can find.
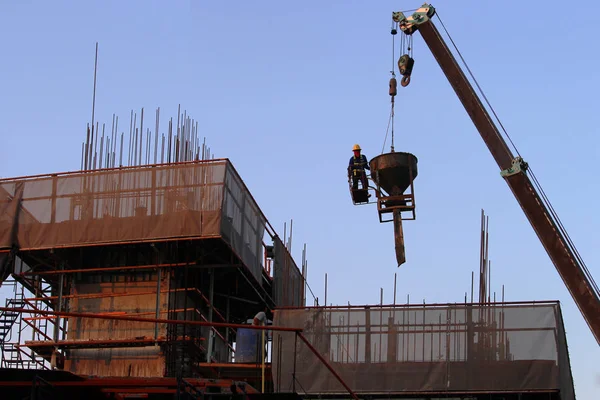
[0,307,360,400]
[373,161,416,222]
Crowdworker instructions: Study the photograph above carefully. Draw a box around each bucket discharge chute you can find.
[370,151,418,266]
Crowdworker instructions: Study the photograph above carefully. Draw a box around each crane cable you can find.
[382,22,398,154]
[436,13,600,297]
[391,26,396,152]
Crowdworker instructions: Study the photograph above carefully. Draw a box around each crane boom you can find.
[394,4,600,345]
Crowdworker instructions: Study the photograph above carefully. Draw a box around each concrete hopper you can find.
[369,152,418,196]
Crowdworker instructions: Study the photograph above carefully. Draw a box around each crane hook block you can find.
[398,54,414,87]
[389,77,398,96]
[398,54,414,76]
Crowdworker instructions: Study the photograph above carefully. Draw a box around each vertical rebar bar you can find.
[393,273,397,305]
[379,288,383,362]
[84,125,90,171]
[154,108,160,164]
[324,273,328,309]
[99,126,105,169]
[132,112,137,165]
[119,133,124,167]
[139,108,144,165]
[471,271,474,303]
[90,42,98,164]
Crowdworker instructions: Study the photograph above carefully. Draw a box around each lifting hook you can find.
[398,54,414,87]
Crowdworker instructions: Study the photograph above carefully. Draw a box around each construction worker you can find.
[348,144,370,192]
[252,308,268,326]
[252,307,269,362]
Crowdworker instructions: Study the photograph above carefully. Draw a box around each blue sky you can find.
[1,0,598,397]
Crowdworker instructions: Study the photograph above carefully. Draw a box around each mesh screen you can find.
[0,160,275,289]
[272,303,574,397]
[0,162,226,250]
[272,237,304,307]
[221,162,266,282]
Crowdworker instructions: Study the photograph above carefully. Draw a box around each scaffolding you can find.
[0,159,306,382]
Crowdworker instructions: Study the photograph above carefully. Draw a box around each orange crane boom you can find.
[394,4,600,345]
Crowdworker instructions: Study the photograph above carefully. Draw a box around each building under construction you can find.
[2,2,598,399]
[0,132,577,399]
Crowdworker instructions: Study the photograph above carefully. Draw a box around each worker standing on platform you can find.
[253,308,267,326]
[348,144,371,193]
[252,307,269,362]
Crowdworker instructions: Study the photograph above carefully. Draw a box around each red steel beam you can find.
[24,287,189,301]
[21,262,201,276]
[0,377,258,392]
[276,300,559,310]
[18,234,223,252]
[22,337,203,348]
[0,307,302,332]
[0,158,229,183]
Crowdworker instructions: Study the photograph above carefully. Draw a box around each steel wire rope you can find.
[382,22,398,153]
[435,12,600,296]
[381,108,394,154]
[391,27,396,152]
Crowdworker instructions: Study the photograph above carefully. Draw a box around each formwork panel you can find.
[62,272,170,377]
[272,303,574,399]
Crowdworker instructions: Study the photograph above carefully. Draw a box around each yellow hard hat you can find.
[352,144,361,151]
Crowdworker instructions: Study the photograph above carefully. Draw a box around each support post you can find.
[261,329,266,392]
[154,268,161,341]
[206,269,215,363]
[292,333,298,393]
[53,266,64,343]
[52,264,64,370]
[225,295,231,362]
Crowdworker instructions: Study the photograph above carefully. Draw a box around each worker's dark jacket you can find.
[348,155,370,174]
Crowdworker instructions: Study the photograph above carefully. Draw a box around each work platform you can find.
[0,368,267,399]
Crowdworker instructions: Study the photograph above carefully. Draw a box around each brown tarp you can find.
[272,236,304,307]
[272,303,574,398]
[0,160,272,287]
[0,162,225,250]
[221,162,266,283]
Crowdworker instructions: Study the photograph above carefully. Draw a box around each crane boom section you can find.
[396,5,600,345]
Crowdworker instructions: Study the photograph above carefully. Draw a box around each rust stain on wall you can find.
[64,271,170,377]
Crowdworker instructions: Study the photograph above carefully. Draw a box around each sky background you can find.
[1,0,599,397]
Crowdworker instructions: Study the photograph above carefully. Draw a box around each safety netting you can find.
[272,236,304,308]
[271,303,574,398]
[0,160,268,282]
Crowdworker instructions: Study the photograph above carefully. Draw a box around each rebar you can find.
[80,105,213,171]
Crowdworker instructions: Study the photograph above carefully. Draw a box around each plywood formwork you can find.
[63,271,170,377]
